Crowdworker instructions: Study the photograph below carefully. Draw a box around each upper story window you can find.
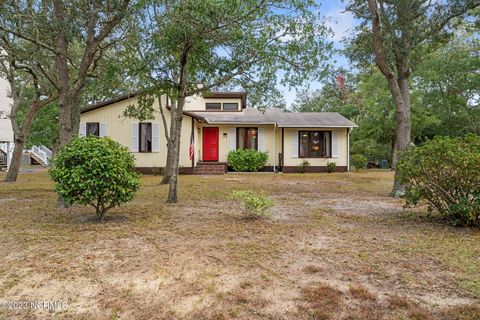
[205,102,239,111]
[237,127,258,150]
[299,131,331,158]
[86,122,99,136]
[139,123,152,152]
[206,103,221,110]
[223,103,239,111]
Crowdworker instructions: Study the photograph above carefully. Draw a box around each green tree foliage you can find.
[397,135,480,227]
[49,136,140,220]
[227,149,268,172]
[351,154,368,171]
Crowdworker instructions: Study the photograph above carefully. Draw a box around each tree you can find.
[346,0,479,197]
[0,1,132,149]
[125,0,331,203]
[0,37,56,182]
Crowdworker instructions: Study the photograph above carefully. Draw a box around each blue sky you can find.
[280,0,358,107]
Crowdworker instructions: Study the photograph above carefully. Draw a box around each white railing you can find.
[31,145,50,166]
[39,145,52,158]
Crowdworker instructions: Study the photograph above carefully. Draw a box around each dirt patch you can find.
[0,170,479,319]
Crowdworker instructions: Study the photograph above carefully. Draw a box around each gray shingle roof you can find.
[185,108,357,128]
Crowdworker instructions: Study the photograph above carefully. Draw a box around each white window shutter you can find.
[131,123,139,152]
[99,122,107,137]
[258,128,265,151]
[152,123,160,152]
[291,131,298,158]
[332,131,339,158]
[79,122,86,137]
[229,128,236,151]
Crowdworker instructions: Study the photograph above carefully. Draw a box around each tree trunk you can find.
[5,139,24,182]
[161,139,174,184]
[166,108,183,203]
[5,100,41,182]
[390,76,412,197]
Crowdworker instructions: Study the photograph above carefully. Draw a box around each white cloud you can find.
[324,9,355,42]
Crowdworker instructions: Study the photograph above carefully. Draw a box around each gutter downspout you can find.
[273,124,276,172]
[347,127,351,171]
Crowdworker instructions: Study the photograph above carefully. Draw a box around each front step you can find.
[193,162,226,175]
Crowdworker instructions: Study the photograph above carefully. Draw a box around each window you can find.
[86,122,99,136]
[237,127,258,150]
[299,131,331,158]
[206,103,221,110]
[223,102,239,111]
[139,123,152,152]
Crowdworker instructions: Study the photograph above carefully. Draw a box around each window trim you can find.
[86,122,100,137]
[139,122,153,153]
[298,131,332,158]
[236,127,258,150]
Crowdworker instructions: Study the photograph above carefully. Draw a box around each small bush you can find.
[50,136,141,220]
[397,134,480,227]
[351,154,368,171]
[231,190,274,220]
[326,161,336,173]
[297,160,310,173]
[227,149,268,172]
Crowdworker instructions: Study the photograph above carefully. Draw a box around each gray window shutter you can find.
[332,131,339,158]
[291,131,298,158]
[258,128,265,151]
[131,123,139,152]
[99,122,107,137]
[229,128,236,151]
[152,123,160,152]
[79,122,86,137]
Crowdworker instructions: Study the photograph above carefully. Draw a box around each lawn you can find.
[0,169,479,320]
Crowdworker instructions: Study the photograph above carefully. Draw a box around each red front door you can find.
[203,127,219,161]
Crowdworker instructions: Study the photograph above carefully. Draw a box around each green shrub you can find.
[351,154,368,171]
[50,136,141,220]
[227,149,268,172]
[297,160,310,173]
[231,190,274,220]
[397,134,480,227]
[326,161,336,173]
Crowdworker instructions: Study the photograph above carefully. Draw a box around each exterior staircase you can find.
[193,162,227,175]
[0,149,6,169]
[29,145,52,167]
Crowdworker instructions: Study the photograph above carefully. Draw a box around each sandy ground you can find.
[0,170,479,319]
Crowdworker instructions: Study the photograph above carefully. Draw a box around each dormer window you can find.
[223,103,238,111]
[206,103,221,110]
[205,102,239,111]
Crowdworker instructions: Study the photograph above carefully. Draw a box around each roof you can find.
[185,108,358,128]
[81,91,247,113]
[81,92,139,113]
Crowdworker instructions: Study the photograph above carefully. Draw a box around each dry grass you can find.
[0,169,479,319]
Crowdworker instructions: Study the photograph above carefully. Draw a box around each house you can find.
[0,76,13,170]
[80,92,357,174]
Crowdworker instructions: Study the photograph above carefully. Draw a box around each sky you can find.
[280,0,358,108]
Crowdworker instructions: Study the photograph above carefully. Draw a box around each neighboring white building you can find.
[0,76,13,169]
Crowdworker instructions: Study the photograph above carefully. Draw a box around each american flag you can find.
[189,131,194,160]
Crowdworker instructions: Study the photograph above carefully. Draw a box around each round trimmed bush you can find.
[397,134,480,227]
[50,136,141,220]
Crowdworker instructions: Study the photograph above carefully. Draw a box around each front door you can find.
[203,127,219,161]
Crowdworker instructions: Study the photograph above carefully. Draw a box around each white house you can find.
[0,76,13,170]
